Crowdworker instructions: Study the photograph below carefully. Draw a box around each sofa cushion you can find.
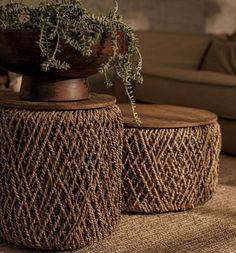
[200,39,236,75]
[142,67,236,86]
[218,118,236,155]
[135,67,236,119]
[137,31,212,70]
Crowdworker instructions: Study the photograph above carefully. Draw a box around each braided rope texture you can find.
[122,123,221,213]
[0,105,123,250]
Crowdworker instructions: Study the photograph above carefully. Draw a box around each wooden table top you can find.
[0,90,116,110]
[119,104,218,128]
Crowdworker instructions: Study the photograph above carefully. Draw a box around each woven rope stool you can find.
[0,92,123,250]
[120,104,221,213]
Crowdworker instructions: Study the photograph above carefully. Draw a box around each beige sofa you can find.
[90,31,236,155]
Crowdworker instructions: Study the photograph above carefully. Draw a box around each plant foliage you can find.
[0,0,143,124]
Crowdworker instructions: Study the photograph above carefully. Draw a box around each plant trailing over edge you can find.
[0,0,143,124]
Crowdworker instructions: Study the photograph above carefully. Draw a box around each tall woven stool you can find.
[120,104,221,213]
[0,92,123,250]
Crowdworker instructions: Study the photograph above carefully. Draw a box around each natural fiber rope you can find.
[122,123,221,213]
[0,104,123,250]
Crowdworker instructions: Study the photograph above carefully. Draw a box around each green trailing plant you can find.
[0,0,143,124]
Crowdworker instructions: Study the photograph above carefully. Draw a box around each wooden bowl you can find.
[0,30,125,101]
[0,30,125,78]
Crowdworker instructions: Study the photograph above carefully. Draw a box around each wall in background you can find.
[85,0,236,34]
[206,0,236,34]
[0,0,236,35]
[83,0,205,33]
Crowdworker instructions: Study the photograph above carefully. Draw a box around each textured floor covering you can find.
[0,154,235,253]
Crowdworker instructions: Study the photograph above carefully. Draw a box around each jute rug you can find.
[0,155,235,253]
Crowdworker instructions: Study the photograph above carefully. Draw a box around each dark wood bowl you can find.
[0,30,125,101]
[0,30,125,78]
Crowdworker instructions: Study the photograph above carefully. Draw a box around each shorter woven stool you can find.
[0,92,123,250]
[120,104,221,213]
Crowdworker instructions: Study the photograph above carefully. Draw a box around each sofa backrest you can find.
[89,31,215,103]
[136,31,213,70]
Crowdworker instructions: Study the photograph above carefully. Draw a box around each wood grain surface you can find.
[119,104,218,128]
[0,90,116,110]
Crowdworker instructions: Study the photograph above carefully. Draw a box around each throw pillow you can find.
[199,39,236,75]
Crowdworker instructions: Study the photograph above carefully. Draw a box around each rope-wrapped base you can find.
[0,105,123,250]
[122,123,221,213]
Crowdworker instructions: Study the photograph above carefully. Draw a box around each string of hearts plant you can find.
[0,0,143,124]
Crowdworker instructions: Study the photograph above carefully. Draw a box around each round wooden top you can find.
[119,104,218,129]
[0,90,116,110]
